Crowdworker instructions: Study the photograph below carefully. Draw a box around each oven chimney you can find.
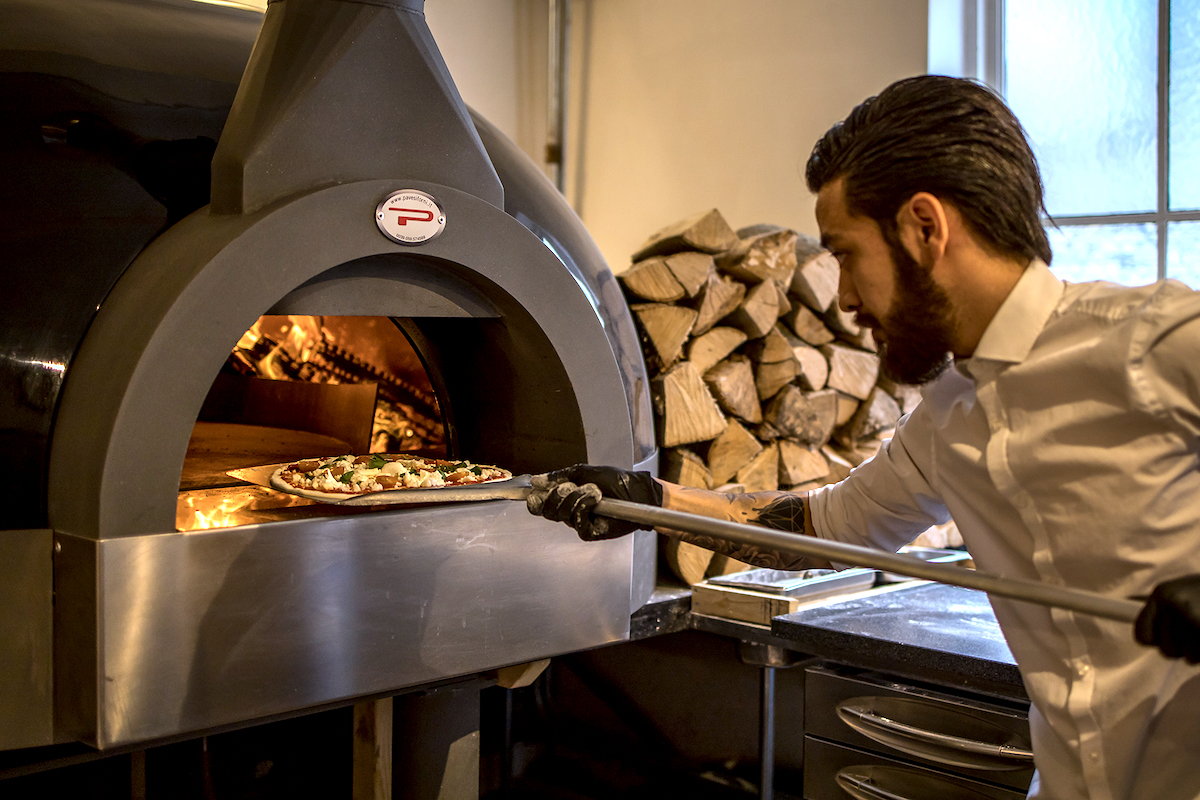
[210,0,503,215]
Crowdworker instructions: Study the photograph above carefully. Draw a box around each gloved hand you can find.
[526,464,663,541]
[1135,574,1200,663]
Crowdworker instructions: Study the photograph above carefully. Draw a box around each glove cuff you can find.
[630,471,663,507]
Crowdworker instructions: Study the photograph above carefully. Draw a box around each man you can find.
[528,76,1200,799]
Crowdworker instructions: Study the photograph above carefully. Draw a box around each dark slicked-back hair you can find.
[806,75,1052,265]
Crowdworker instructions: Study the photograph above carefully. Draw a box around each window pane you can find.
[1006,0,1157,216]
[1171,0,1200,210]
[1047,223,1157,285]
[1167,221,1200,286]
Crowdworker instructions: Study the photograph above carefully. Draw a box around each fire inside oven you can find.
[177,314,449,531]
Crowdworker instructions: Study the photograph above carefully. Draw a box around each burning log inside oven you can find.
[224,314,445,454]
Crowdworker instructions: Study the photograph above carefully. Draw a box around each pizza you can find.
[271,454,513,499]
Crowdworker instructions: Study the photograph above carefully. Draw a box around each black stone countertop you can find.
[770,581,1026,701]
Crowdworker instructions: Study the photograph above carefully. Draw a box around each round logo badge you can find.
[375,190,446,245]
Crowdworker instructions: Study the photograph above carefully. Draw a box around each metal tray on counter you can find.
[878,546,974,584]
[707,567,877,599]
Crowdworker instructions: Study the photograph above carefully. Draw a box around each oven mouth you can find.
[177,313,450,531]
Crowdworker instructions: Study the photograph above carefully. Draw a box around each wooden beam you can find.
[353,698,393,800]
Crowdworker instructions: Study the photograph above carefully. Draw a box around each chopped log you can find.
[824,303,861,338]
[822,344,880,400]
[835,435,887,467]
[774,280,792,316]
[707,418,763,484]
[840,326,877,352]
[693,274,747,335]
[664,251,715,298]
[795,230,824,260]
[727,280,779,339]
[736,442,780,493]
[662,538,714,586]
[759,386,838,447]
[737,223,786,237]
[784,304,836,346]
[835,391,861,426]
[717,229,798,288]
[703,356,762,424]
[661,447,714,489]
[632,208,740,261]
[836,387,902,448]
[656,444,722,582]
[821,444,855,483]
[706,553,753,578]
[778,439,830,486]
[652,361,728,447]
[793,344,829,391]
[688,326,748,375]
[755,358,798,400]
[790,250,840,313]
[746,325,793,364]
[619,257,686,302]
[878,375,923,415]
[632,303,697,371]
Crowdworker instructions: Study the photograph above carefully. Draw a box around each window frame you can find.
[930,0,1197,280]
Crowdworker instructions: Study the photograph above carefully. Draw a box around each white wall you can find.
[425,0,524,147]
[424,0,928,271]
[569,1,928,270]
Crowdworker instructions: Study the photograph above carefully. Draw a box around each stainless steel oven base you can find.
[54,503,634,749]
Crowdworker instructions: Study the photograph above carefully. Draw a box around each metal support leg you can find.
[759,665,776,800]
[737,641,804,800]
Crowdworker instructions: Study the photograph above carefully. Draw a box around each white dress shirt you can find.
[809,259,1200,800]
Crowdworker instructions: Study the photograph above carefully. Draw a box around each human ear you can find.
[896,192,949,264]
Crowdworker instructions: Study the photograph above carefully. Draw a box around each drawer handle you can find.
[836,769,913,800]
[836,765,1000,800]
[837,698,1033,772]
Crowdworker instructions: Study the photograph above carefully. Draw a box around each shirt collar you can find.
[967,258,1063,365]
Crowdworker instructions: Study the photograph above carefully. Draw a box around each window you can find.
[929,0,1200,286]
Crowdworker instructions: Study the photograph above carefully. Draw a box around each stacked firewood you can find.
[620,209,939,583]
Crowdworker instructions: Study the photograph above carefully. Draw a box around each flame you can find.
[235,319,263,351]
[176,490,259,531]
[232,315,331,381]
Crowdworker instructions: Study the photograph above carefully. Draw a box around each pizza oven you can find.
[0,0,656,752]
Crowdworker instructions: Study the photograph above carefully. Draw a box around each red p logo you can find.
[389,207,436,226]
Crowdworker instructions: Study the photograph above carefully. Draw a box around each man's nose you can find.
[838,270,859,313]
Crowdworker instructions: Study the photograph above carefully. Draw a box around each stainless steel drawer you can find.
[805,665,1033,792]
[804,736,1029,800]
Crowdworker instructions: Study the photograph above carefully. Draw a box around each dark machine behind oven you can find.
[0,0,656,753]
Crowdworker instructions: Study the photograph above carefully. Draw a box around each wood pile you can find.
[620,209,936,584]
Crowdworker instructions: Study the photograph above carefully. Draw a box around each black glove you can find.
[526,464,663,541]
[1135,574,1200,663]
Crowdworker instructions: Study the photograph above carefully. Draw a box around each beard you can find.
[858,234,956,386]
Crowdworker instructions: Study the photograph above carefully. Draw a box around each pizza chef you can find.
[527,76,1200,800]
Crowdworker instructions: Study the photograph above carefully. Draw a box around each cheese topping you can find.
[281,454,511,494]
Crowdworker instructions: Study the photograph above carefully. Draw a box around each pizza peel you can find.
[227,464,1143,623]
[585,497,1145,625]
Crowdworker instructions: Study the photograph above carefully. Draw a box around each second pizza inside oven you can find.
[177,315,448,531]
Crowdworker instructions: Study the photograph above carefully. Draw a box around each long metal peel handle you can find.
[591,498,1145,624]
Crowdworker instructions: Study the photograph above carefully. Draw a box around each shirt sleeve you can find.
[808,402,952,553]
[1136,286,1200,438]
